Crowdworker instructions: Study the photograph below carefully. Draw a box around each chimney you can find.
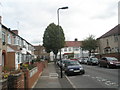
[12,30,18,35]
[0,16,2,24]
[74,38,78,41]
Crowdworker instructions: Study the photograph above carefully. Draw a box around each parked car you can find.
[87,57,98,65]
[56,59,70,70]
[79,57,88,64]
[78,58,83,64]
[83,57,89,64]
[98,57,120,68]
[64,60,85,76]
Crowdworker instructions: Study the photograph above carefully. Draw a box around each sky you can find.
[0,0,119,45]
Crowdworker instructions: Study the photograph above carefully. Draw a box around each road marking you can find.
[41,76,49,77]
[89,75,118,87]
[105,81,112,86]
[91,77,96,79]
[64,75,76,89]
[101,79,107,82]
[49,73,58,78]
[83,74,90,77]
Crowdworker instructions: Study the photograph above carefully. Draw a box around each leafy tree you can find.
[81,35,98,56]
[43,23,65,60]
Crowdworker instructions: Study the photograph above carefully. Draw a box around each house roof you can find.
[2,24,34,47]
[97,24,120,39]
[65,41,82,47]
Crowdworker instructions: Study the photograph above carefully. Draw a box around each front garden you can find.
[0,58,48,89]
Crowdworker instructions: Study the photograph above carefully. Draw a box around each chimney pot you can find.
[75,38,78,41]
[12,30,18,35]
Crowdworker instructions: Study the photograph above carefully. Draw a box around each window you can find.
[16,53,20,63]
[43,49,45,53]
[69,47,71,51]
[74,47,79,51]
[17,37,20,45]
[106,39,109,46]
[114,35,118,42]
[2,31,5,42]
[7,34,11,44]
[64,47,67,52]
[115,47,119,52]
[13,35,17,45]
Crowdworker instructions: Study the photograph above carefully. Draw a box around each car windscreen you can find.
[68,61,80,65]
[92,58,98,61]
[106,57,118,61]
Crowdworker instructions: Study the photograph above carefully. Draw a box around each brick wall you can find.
[7,72,24,89]
[28,61,45,88]
[1,61,48,89]
[23,61,47,88]
[0,79,8,90]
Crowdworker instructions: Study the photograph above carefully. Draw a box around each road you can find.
[65,64,120,89]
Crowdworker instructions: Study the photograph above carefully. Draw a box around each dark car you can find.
[87,57,98,65]
[98,57,120,68]
[56,59,70,70]
[64,60,85,76]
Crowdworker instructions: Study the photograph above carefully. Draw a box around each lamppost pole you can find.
[57,6,68,78]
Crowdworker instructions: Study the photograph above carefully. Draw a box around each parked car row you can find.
[56,56,120,76]
[56,59,85,76]
[78,57,98,65]
[78,56,120,68]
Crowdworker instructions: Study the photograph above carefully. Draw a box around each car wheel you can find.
[82,70,85,74]
[107,65,110,68]
[65,71,69,76]
[98,63,101,67]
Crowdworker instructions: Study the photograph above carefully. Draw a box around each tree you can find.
[81,35,98,56]
[43,23,65,60]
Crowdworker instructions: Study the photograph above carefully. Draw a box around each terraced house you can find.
[97,24,120,60]
[0,16,35,70]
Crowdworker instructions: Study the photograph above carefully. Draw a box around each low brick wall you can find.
[0,79,8,90]
[7,72,24,89]
[1,60,48,89]
[24,61,47,88]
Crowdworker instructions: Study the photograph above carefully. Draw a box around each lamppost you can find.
[57,6,68,78]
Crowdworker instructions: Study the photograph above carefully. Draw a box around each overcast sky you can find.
[0,0,119,45]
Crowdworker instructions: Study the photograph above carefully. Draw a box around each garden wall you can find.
[1,60,48,89]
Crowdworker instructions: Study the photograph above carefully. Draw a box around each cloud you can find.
[1,0,119,45]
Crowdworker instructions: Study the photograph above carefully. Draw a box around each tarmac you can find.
[33,62,75,89]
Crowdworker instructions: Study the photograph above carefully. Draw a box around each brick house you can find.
[0,16,35,70]
[34,45,50,60]
[97,24,120,60]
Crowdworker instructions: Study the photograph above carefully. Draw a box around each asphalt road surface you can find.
[65,64,120,89]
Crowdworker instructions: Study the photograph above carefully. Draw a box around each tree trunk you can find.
[89,50,91,57]
[54,54,57,63]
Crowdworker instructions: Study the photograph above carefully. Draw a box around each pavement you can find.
[33,62,75,89]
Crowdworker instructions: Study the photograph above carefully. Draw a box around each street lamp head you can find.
[60,6,68,9]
